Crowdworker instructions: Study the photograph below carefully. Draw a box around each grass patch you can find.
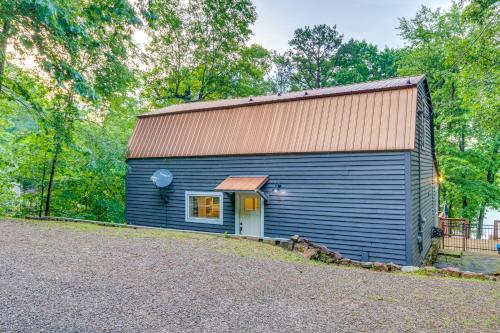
[210,237,306,264]
[402,268,493,283]
[8,217,216,240]
[3,217,306,264]
[110,228,216,241]
[9,217,105,233]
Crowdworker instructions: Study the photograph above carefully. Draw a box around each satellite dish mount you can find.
[150,169,174,202]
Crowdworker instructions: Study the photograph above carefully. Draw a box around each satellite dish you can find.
[151,169,173,188]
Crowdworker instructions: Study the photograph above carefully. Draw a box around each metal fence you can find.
[439,218,499,252]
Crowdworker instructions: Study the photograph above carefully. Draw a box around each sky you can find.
[249,0,453,52]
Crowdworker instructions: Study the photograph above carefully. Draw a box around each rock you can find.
[423,266,438,273]
[325,258,336,264]
[361,262,374,269]
[295,241,305,248]
[317,245,330,253]
[263,238,277,245]
[387,263,402,272]
[442,267,461,277]
[340,258,352,265]
[302,248,319,260]
[373,262,388,271]
[461,271,482,279]
[278,240,290,249]
[294,242,307,252]
[350,260,363,268]
[290,235,300,242]
[487,275,498,282]
[331,251,343,260]
[401,266,420,273]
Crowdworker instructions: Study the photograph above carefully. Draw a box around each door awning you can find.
[215,176,269,200]
[215,176,269,191]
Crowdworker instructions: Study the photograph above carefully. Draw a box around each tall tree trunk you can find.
[0,19,11,87]
[315,58,321,88]
[477,204,486,239]
[44,143,61,216]
[459,124,467,213]
[38,157,47,217]
[459,125,465,152]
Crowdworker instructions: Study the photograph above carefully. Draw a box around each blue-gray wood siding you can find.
[408,81,438,265]
[126,152,409,264]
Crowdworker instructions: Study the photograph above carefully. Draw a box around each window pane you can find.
[244,197,259,211]
[189,195,220,219]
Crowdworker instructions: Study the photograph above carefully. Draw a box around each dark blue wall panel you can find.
[409,82,438,265]
[126,152,409,264]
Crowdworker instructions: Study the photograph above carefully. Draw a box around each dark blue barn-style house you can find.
[126,75,438,266]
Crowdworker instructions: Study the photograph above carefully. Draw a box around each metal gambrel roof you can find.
[128,76,424,158]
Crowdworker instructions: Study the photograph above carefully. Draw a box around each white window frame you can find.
[185,191,223,225]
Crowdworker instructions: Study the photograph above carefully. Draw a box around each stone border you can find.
[288,235,499,282]
[27,216,135,228]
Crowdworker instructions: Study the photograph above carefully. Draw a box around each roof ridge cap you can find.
[139,75,424,118]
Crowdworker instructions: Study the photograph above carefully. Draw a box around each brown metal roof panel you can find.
[387,90,400,149]
[127,82,419,158]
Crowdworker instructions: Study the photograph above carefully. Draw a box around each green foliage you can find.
[335,40,401,84]
[397,2,499,224]
[1,63,143,221]
[287,24,343,89]
[0,0,143,221]
[143,0,262,106]
[0,0,140,99]
[271,24,400,91]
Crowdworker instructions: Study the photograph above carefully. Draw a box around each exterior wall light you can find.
[272,184,281,193]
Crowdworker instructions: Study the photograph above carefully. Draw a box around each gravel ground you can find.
[1,218,499,333]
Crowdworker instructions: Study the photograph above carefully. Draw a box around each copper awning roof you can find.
[215,176,269,192]
[128,76,425,158]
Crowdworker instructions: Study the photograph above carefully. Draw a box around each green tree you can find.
[274,24,400,91]
[286,24,343,89]
[269,52,293,94]
[143,0,259,106]
[335,40,400,84]
[397,2,499,230]
[0,0,140,94]
[0,0,142,217]
[222,44,272,98]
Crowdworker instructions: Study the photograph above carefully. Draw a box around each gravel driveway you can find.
[1,218,499,333]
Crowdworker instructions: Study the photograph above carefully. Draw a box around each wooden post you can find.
[442,226,445,249]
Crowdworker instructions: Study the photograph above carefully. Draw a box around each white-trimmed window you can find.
[185,191,223,224]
